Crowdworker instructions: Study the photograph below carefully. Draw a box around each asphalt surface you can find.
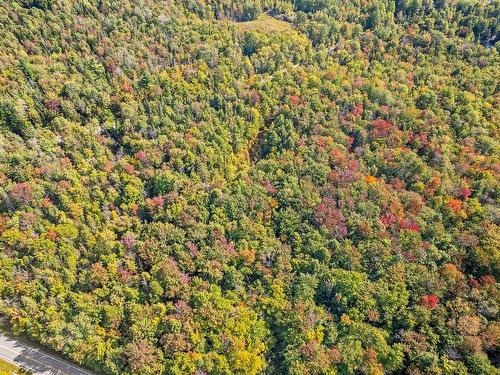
[0,333,94,375]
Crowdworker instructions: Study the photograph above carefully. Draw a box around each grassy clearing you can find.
[0,358,22,375]
[232,14,292,33]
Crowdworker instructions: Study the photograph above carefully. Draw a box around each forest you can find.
[0,0,498,374]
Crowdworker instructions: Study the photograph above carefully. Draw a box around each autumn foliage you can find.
[0,1,498,374]
[420,295,439,309]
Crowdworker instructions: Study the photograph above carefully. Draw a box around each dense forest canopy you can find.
[0,0,499,374]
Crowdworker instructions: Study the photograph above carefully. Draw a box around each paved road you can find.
[0,333,94,375]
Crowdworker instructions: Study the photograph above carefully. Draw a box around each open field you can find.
[232,14,293,33]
